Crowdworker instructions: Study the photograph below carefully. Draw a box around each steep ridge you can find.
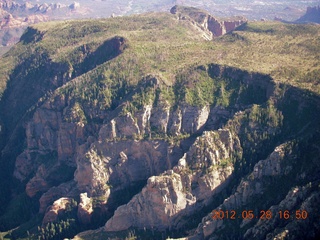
[0,28,128,226]
[194,134,320,239]
[74,75,320,240]
[104,128,240,232]
[1,33,127,133]
[0,11,210,233]
[0,7,319,240]
[15,64,272,211]
[170,5,247,40]
[189,84,320,239]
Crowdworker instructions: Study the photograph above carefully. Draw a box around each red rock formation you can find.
[42,197,74,226]
[105,129,240,232]
[170,5,247,38]
[77,193,93,225]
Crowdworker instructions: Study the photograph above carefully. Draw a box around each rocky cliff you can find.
[105,128,240,232]
[170,5,247,39]
[0,6,319,240]
[194,137,320,240]
[12,61,274,215]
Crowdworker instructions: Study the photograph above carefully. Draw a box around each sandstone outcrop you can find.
[16,90,217,212]
[105,128,241,232]
[11,59,278,221]
[192,141,320,239]
[42,197,74,226]
[77,193,93,225]
[244,185,320,240]
[170,5,247,39]
[39,181,78,213]
[14,103,87,197]
[194,144,288,237]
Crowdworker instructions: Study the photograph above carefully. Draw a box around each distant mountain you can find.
[0,0,89,54]
[296,5,320,23]
[2,0,320,56]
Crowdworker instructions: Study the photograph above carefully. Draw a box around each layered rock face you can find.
[8,51,292,238]
[207,16,247,37]
[7,51,319,239]
[77,193,93,225]
[105,129,240,231]
[170,5,247,39]
[195,144,288,238]
[193,136,320,240]
[14,88,216,202]
[11,60,273,217]
[244,186,320,240]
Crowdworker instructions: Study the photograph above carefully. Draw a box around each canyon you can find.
[0,5,319,240]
